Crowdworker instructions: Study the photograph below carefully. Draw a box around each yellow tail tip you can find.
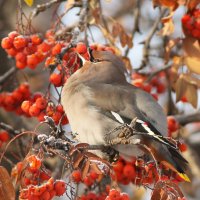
[178,173,191,182]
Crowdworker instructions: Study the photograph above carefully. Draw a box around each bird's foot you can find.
[103,146,119,163]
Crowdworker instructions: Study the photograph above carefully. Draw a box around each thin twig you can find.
[124,0,141,57]
[137,8,167,71]
[0,122,21,136]
[0,67,17,86]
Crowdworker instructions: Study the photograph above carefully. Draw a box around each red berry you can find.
[29,104,41,117]
[13,36,28,49]
[35,97,47,110]
[40,191,50,200]
[15,52,27,63]
[54,180,66,196]
[27,54,39,66]
[178,142,188,152]
[76,42,87,54]
[123,164,136,180]
[109,189,120,199]
[37,111,46,122]
[16,61,26,69]
[51,43,63,55]
[31,34,42,45]
[6,48,18,57]
[21,100,32,113]
[181,14,191,24]
[1,37,13,49]
[0,131,10,142]
[49,73,63,87]
[8,31,19,40]
[72,170,82,183]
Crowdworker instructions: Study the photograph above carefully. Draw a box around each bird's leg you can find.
[102,146,119,162]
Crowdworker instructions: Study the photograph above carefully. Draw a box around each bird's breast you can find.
[61,84,105,145]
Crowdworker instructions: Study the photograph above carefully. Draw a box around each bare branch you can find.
[0,67,16,86]
[137,8,167,71]
[174,112,200,126]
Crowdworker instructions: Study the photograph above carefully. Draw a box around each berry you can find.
[49,73,63,87]
[54,180,66,196]
[35,97,47,110]
[21,100,32,114]
[13,36,27,49]
[29,104,41,117]
[31,34,42,45]
[1,37,13,49]
[76,42,87,54]
[72,170,82,183]
[0,131,10,142]
[40,191,50,200]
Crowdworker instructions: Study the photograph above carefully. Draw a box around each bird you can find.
[61,50,190,182]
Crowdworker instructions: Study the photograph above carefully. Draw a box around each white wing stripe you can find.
[111,111,124,123]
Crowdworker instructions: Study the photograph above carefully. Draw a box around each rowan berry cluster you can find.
[19,178,66,200]
[105,189,130,200]
[1,31,49,69]
[21,98,68,125]
[79,192,107,200]
[182,8,200,39]
[71,170,103,186]
[0,82,68,125]
[112,157,158,185]
[0,130,10,147]
[132,72,166,101]
[0,82,30,114]
[11,155,51,187]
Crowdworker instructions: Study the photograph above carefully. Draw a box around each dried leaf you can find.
[152,0,179,10]
[185,82,198,108]
[112,23,122,38]
[187,0,200,10]
[151,180,184,200]
[24,0,33,6]
[65,0,75,10]
[81,160,90,179]
[122,57,133,72]
[120,32,128,47]
[159,13,175,36]
[165,39,180,63]
[73,153,84,169]
[0,166,15,200]
[183,37,200,74]
[90,163,103,175]
[175,75,188,102]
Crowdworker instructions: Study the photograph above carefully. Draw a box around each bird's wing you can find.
[87,82,168,136]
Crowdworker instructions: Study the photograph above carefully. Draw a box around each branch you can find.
[30,0,67,20]
[124,0,141,57]
[174,112,200,126]
[0,67,16,86]
[0,122,21,136]
[136,8,167,71]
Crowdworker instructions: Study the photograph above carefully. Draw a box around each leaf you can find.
[185,82,198,108]
[65,0,75,10]
[183,37,200,74]
[24,0,33,6]
[122,57,133,72]
[175,75,188,102]
[152,0,179,10]
[81,160,90,179]
[0,166,15,200]
[165,39,180,63]
[151,180,184,200]
[159,12,175,36]
[112,23,122,38]
[187,0,200,10]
